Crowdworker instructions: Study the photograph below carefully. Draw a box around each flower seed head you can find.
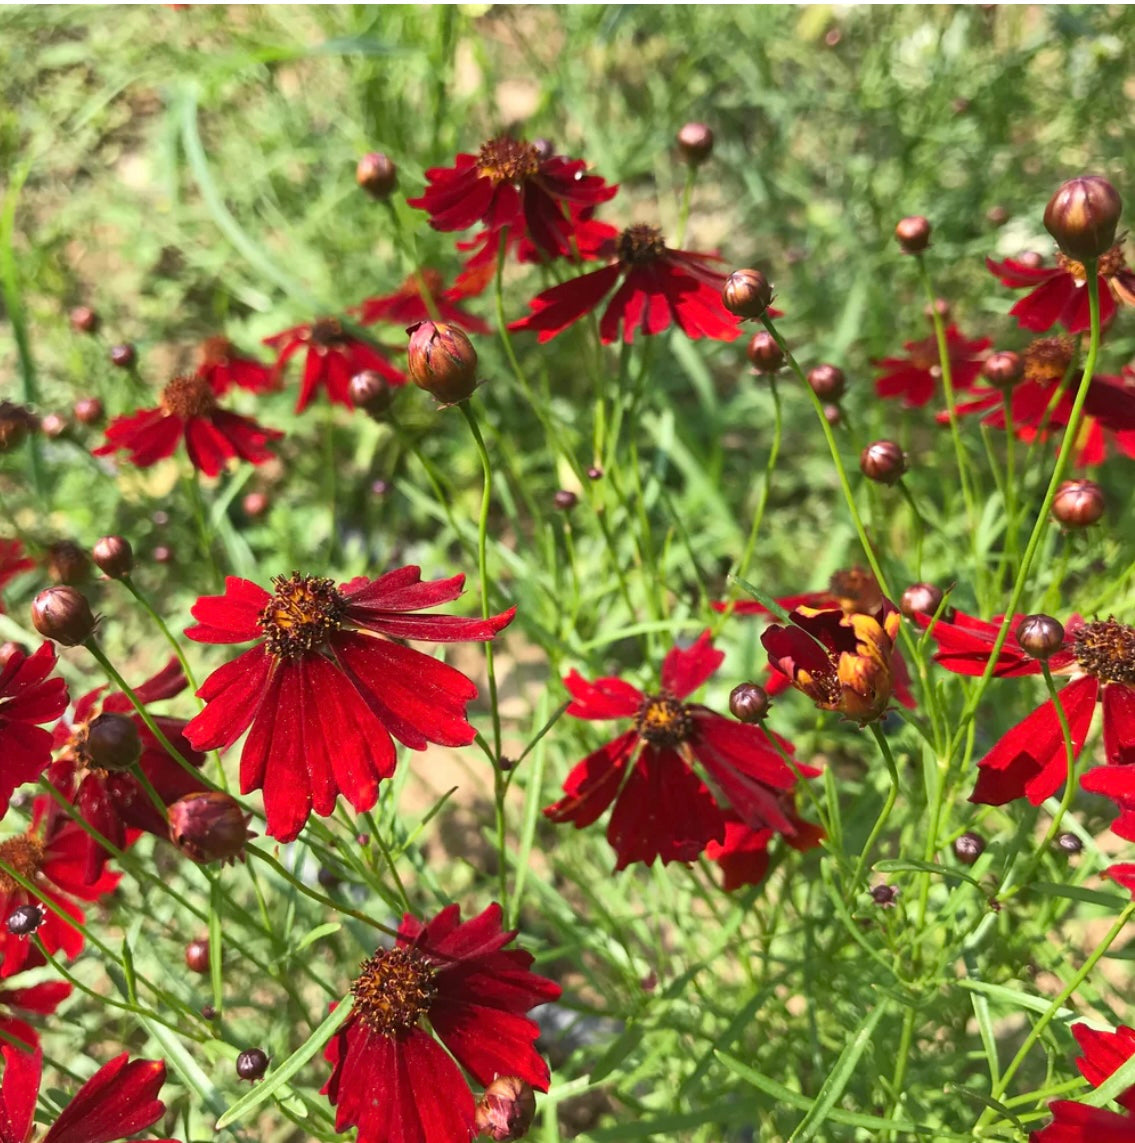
[168,791,255,865]
[746,330,784,373]
[722,269,773,320]
[807,363,846,401]
[859,440,907,485]
[92,535,134,580]
[1015,614,1066,660]
[729,682,770,723]
[356,152,397,199]
[82,713,142,771]
[6,904,44,936]
[900,583,952,622]
[236,1048,269,1082]
[109,343,136,369]
[46,540,90,585]
[73,397,104,426]
[953,832,986,865]
[475,1076,537,1142]
[69,305,99,334]
[676,122,714,166]
[406,321,478,405]
[981,350,1023,391]
[185,938,210,974]
[348,370,394,419]
[31,586,96,646]
[1043,175,1123,262]
[894,216,932,254]
[1052,479,1104,528]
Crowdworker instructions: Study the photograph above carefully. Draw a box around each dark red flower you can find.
[45,658,207,885]
[508,224,743,344]
[873,324,991,407]
[0,1043,179,1143]
[196,336,277,396]
[987,244,1135,334]
[93,375,282,478]
[706,809,823,892]
[322,902,560,1143]
[263,318,406,413]
[183,568,515,842]
[0,796,120,977]
[545,632,813,869]
[407,136,617,263]
[920,611,1135,806]
[355,269,490,335]
[0,963,70,1051]
[0,643,68,820]
[1071,1022,1135,1112]
[0,541,33,615]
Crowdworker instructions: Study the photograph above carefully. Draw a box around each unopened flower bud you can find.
[185,938,210,973]
[986,205,1010,228]
[92,535,133,579]
[406,321,478,405]
[1052,479,1104,528]
[31,586,95,646]
[7,905,44,936]
[729,682,770,723]
[870,884,899,908]
[0,402,38,452]
[894,216,932,254]
[236,1048,269,1082]
[73,397,104,426]
[348,370,394,418]
[46,540,90,585]
[475,1076,537,1142]
[152,545,173,565]
[356,152,397,199]
[531,137,555,161]
[1056,831,1083,855]
[587,465,603,480]
[807,363,846,401]
[1043,175,1123,262]
[39,413,67,439]
[83,713,142,771]
[169,791,255,866]
[69,305,99,334]
[552,490,578,511]
[981,351,1023,391]
[109,343,136,369]
[242,492,269,518]
[1015,614,1065,660]
[953,832,986,865]
[900,582,953,622]
[676,122,714,166]
[746,330,784,373]
[722,269,773,320]
[201,1003,216,1020]
[923,297,951,322]
[860,440,907,485]
[823,403,842,426]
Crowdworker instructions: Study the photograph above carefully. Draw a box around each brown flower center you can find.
[0,836,44,894]
[160,376,217,419]
[308,318,346,350]
[828,567,883,615]
[616,225,667,267]
[1058,243,1128,282]
[1023,336,1076,385]
[1073,619,1135,686]
[635,693,693,748]
[476,137,541,185]
[199,336,233,367]
[257,573,346,659]
[351,946,438,1037]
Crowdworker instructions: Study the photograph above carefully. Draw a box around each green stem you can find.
[185,470,221,589]
[120,577,201,695]
[734,376,783,587]
[848,724,902,894]
[675,164,697,249]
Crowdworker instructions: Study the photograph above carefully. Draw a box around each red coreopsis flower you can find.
[0,1043,179,1143]
[322,902,560,1143]
[45,658,207,885]
[263,318,407,413]
[873,324,991,407]
[919,611,1135,806]
[355,269,490,335]
[0,796,120,977]
[508,224,743,345]
[407,136,618,263]
[987,244,1135,334]
[183,569,514,842]
[93,375,282,478]
[196,336,277,396]
[0,960,71,1051]
[544,632,814,870]
[0,541,34,614]
[0,643,68,820]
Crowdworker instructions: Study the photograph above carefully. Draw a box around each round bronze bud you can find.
[1043,175,1122,262]
[406,321,478,405]
[73,397,104,426]
[356,152,397,199]
[900,582,952,622]
[894,216,932,254]
[1015,614,1065,660]
[859,440,907,485]
[981,351,1023,391]
[31,586,96,646]
[1052,479,1104,528]
[953,832,986,866]
[746,330,784,373]
[236,1048,269,1082]
[729,682,770,723]
[185,938,210,974]
[807,363,846,401]
[109,343,136,369]
[92,535,134,579]
[676,122,714,165]
[69,305,99,334]
[348,370,394,419]
[722,269,773,320]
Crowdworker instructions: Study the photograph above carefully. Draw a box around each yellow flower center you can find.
[476,137,541,185]
[0,836,44,894]
[1023,336,1076,385]
[351,946,438,1037]
[160,376,217,419]
[1057,243,1128,282]
[257,573,346,659]
[1074,619,1135,686]
[616,225,666,267]
[634,693,693,748]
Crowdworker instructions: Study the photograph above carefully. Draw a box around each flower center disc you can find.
[160,376,217,419]
[476,137,541,185]
[635,693,693,748]
[351,946,438,1037]
[1024,336,1076,385]
[0,836,45,894]
[1074,618,1135,686]
[258,574,346,659]
[1058,243,1127,282]
[616,225,666,267]
[308,318,346,350]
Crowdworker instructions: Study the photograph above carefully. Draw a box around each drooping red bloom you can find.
[987,245,1135,334]
[545,632,813,869]
[183,569,514,842]
[408,136,617,263]
[195,336,277,396]
[355,269,490,335]
[919,610,1135,806]
[873,324,991,407]
[322,902,560,1143]
[508,224,743,344]
[0,1043,179,1143]
[0,541,34,614]
[0,643,68,820]
[263,318,406,413]
[705,809,824,892]
[0,796,120,977]
[0,960,71,1051]
[45,658,207,884]
[93,375,282,478]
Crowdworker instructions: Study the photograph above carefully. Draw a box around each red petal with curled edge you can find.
[182,414,234,477]
[705,817,773,892]
[103,657,185,712]
[1072,1022,1135,1112]
[544,730,638,829]
[44,1053,167,1143]
[1082,764,1135,840]
[914,609,1062,678]
[761,621,834,685]
[508,263,623,344]
[295,346,326,414]
[1008,273,1078,332]
[986,255,1058,287]
[660,631,724,700]
[562,671,642,720]
[210,410,283,465]
[93,408,183,468]
[186,577,271,644]
[0,1042,40,1143]
[1,979,70,1016]
[1031,1099,1135,1142]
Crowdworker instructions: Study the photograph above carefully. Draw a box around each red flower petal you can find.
[562,672,642,720]
[1103,683,1135,766]
[660,631,724,700]
[1009,274,1078,332]
[1072,1022,1135,1112]
[0,1043,40,1143]
[1031,1100,1135,1142]
[543,730,638,828]
[186,577,271,644]
[508,264,624,343]
[705,817,773,892]
[43,1053,167,1143]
